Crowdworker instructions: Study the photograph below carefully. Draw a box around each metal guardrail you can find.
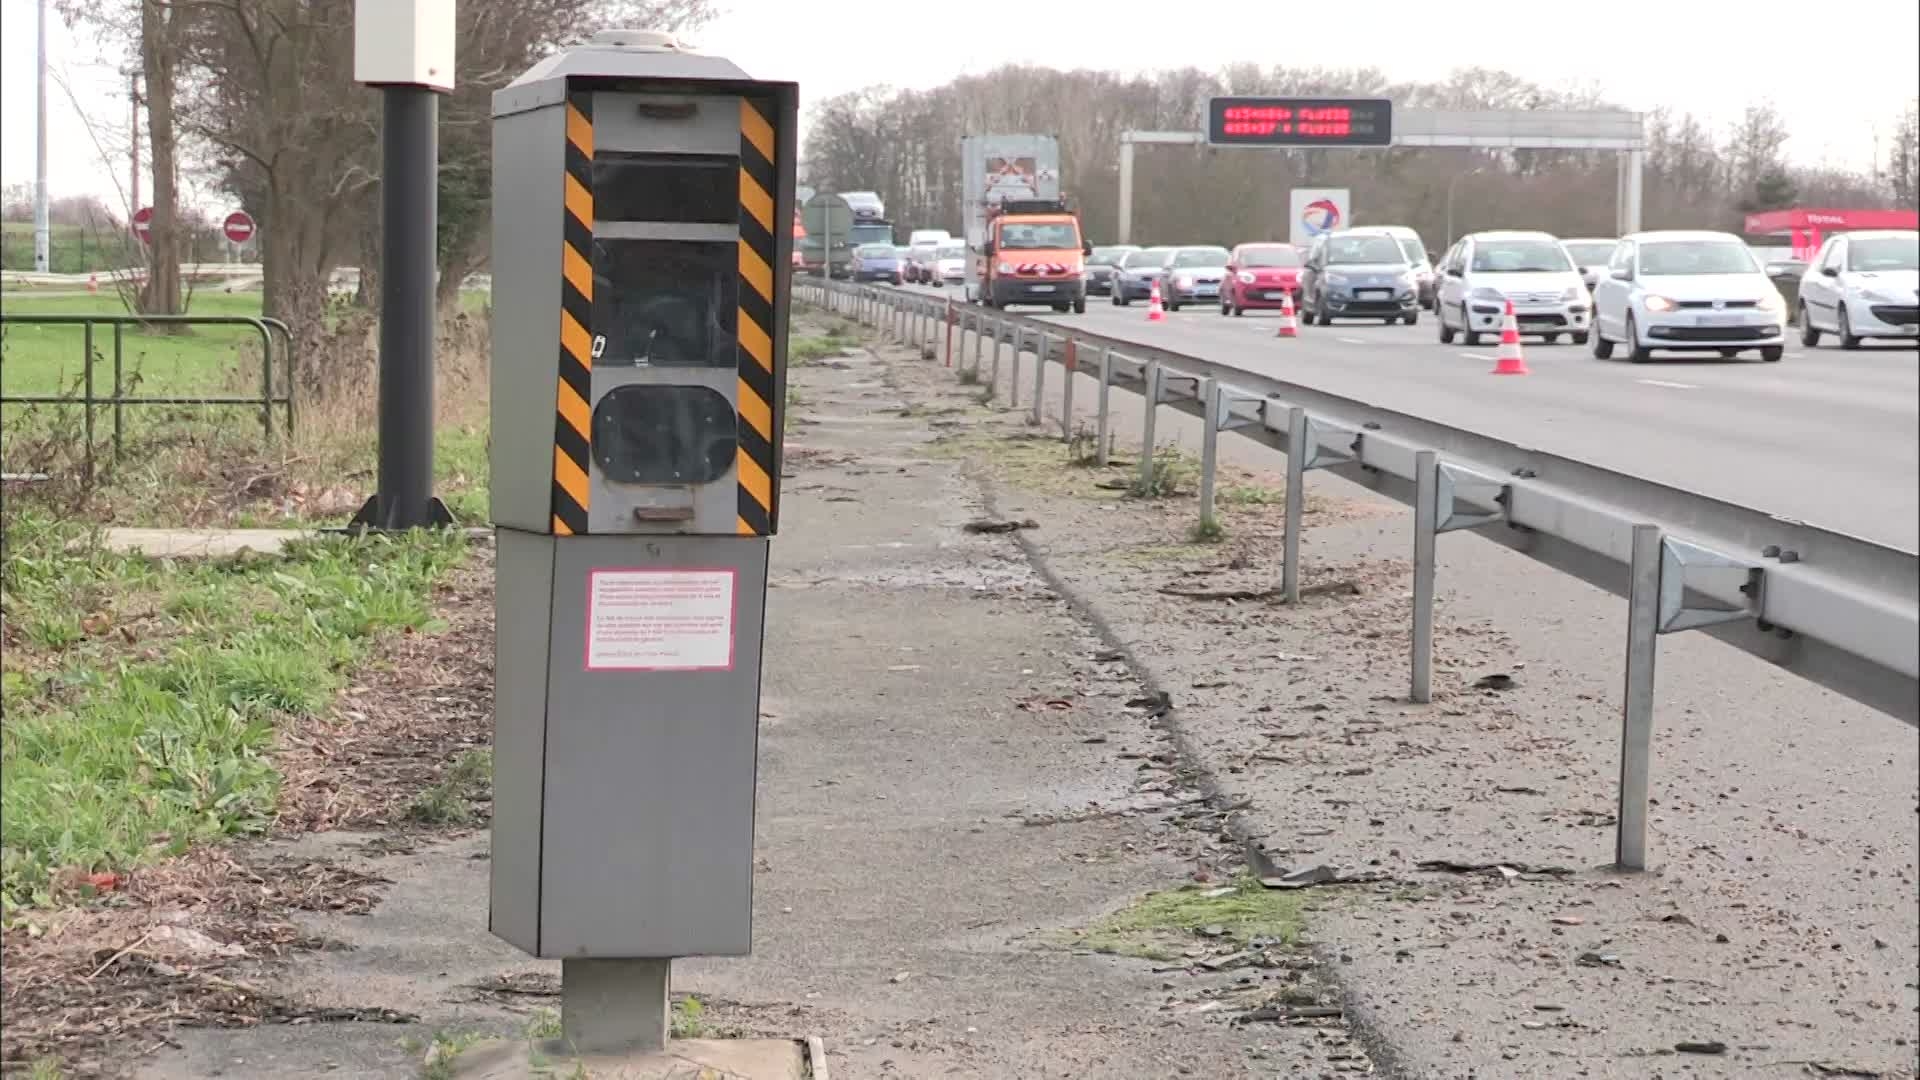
[799,278,1920,872]
[0,314,297,470]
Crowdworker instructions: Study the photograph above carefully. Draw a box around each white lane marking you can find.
[1636,378,1697,390]
[1459,352,1496,361]
[1336,336,1368,345]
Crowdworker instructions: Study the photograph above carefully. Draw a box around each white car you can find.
[1796,229,1919,348]
[930,242,966,287]
[908,228,952,249]
[1561,238,1619,293]
[1589,230,1787,363]
[1374,225,1436,308]
[1435,230,1591,345]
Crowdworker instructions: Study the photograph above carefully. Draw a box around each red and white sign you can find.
[584,569,736,672]
[223,210,256,245]
[131,206,153,245]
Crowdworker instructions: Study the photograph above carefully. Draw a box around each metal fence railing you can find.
[0,314,297,470]
[800,278,1920,874]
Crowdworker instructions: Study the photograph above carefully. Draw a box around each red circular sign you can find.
[132,206,153,245]
[222,210,255,245]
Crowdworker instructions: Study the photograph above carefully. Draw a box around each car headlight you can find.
[1468,286,1504,303]
[1237,271,1256,284]
[1643,295,1677,313]
[1175,274,1194,287]
[997,262,1013,274]
[1325,272,1349,286]
[1758,290,1786,312]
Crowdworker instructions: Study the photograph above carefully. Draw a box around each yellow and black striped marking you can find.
[552,89,595,536]
[735,97,780,536]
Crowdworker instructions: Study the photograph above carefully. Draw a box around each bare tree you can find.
[1890,99,1920,206]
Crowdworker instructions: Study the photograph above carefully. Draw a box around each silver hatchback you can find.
[1159,246,1231,311]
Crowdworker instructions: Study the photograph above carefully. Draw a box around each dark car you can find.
[1083,245,1140,296]
[852,243,903,284]
[1109,246,1175,306]
[1300,232,1420,325]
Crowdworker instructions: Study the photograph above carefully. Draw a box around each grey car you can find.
[1300,232,1421,325]
[1159,246,1231,311]
[1110,246,1175,306]
[1084,244,1140,296]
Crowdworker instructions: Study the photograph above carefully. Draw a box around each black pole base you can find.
[345,493,457,532]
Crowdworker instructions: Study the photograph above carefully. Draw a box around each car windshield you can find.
[1638,241,1758,276]
[1325,235,1406,265]
[1239,246,1301,268]
[1470,239,1573,272]
[1395,238,1427,265]
[1172,247,1229,267]
[1091,246,1134,264]
[999,222,1080,250]
[936,244,964,259]
[1123,250,1167,268]
[1850,236,1919,271]
[1563,242,1616,266]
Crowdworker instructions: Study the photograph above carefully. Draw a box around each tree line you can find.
[56,0,713,373]
[802,64,1920,250]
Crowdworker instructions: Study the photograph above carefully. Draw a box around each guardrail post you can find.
[111,322,125,458]
[1030,333,1048,426]
[944,301,955,368]
[82,321,96,484]
[1283,406,1307,604]
[971,310,985,376]
[1616,523,1663,872]
[1411,450,1439,703]
[1008,327,1023,409]
[1094,347,1113,464]
[1138,361,1162,492]
[1059,339,1077,441]
[988,319,1002,398]
[1198,378,1220,531]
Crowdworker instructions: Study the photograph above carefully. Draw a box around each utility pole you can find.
[130,71,141,215]
[34,0,51,273]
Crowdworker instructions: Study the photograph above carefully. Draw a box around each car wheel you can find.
[1438,308,1456,344]
[1626,314,1653,363]
[1760,345,1784,362]
[1072,297,1087,314]
[1838,305,1863,350]
[1403,312,1419,326]
[1220,297,1232,316]
[1117,293,1130,307]
[1590,324,1613,359]
[1460,320,1481,347]
[1798,305,1822,347]
[1166,299,1181,311]
[1571,331,1590,345]
[1314,295,1333,327]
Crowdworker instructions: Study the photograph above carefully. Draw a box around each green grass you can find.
[789,330,857,366]
[1219,482,1285,506]
[1188,518,1226,543]
[1,292,273,398]
[1127,447,1196,499]
[671,996,707,1039]
[0,508,469,913]
[1077,875,1305,961]
[406,749,493,826]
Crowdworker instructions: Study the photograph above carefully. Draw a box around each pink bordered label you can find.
[583,568,737,672]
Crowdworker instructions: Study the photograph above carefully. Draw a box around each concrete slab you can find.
[99,527,315,558]
[446,1036,807,1080]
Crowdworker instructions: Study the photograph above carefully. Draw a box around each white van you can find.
[1374,225,1436,309]
[907,229,952,247]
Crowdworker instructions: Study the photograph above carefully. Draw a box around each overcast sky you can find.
[4,0,1916,216]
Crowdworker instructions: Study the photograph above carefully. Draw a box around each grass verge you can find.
[0,508,469,914]
[1076,875,1305,961]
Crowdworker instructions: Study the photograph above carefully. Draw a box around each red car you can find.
[1220,242,1304,316]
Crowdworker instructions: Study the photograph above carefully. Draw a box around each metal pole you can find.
[988,319,1001,397]
[1059,339,1077,440]
[1008,327,1023,409]
[34,0,51,273]
[1138,361,1161,492]
[561,957,669,1055]
[1616,524,1663,872]
[944,300,954,367]
[1030,333,1047,425]
[112,322,124,457]
[82,321,94,483]
[1197,378,1219,529]
[129,70,140,220]
[972,309,985,376]
[1411,450,1439,703]
[1117,138,1135,246]
[1625,148,1645,236]
[1283,406,1307,603]
[358,86,443,529]
[1094,347,1112,465]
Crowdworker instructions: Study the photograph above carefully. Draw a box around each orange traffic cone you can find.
[1146,279,1166,322]
[86,273,99,295]
[1275,292,1299,338]
[1491,300,1529,375]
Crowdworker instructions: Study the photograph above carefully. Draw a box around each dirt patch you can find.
[0,848,405,1077]
[275,544,495,835]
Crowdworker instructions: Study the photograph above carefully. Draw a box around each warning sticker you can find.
[584,569,736,671]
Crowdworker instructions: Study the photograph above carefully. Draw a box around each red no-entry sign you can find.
[223,210,256,245]
[132,206,153,245]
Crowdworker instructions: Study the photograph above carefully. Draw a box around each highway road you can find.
[887,282,1920,551]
